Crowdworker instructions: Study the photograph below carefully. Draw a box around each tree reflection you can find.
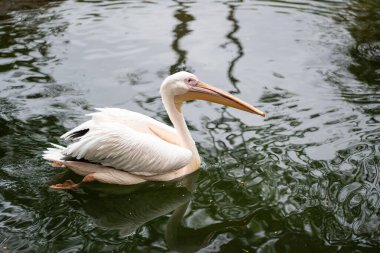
[333,0,380,115]
[344,0,380,86]
[0,0,54,16]
[169,0,194,74]
[222,0,244,94]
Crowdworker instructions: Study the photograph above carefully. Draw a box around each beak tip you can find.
[254,110,266,117]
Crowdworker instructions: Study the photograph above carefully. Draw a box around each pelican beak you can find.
[176,82,266,117]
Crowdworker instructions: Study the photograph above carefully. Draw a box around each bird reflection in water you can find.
[62,172,255,252]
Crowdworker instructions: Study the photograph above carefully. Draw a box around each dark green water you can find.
[0,0,379,252]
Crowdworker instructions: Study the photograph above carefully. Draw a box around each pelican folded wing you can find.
[63,123,192,176]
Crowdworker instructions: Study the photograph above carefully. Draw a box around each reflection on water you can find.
[77,181,192,237]
[169,0,194,74]
[338,0,380,116]
[345,1,380,86]
[0,0,379,252]
[0,0,54,15]
[222,1,243,94]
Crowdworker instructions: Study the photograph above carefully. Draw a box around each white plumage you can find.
[47,108,192,176]
[43,72,265,189]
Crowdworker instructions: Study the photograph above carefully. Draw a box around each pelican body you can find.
[43,72,265,189]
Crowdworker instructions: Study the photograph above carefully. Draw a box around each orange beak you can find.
[176,82,266,117]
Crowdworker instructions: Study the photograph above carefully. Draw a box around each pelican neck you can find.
[161,95,201,169]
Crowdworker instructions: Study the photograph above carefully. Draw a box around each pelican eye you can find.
[185,77,198,86]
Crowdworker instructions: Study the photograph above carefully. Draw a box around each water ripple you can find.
[196,80,380,247]
[0,0,379,252]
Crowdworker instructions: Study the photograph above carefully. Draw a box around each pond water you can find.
[0,0,379,252]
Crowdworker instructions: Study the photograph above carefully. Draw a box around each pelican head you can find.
[160,71,266,117]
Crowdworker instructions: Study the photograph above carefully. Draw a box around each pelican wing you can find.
[62,108,180,144]
[60,108,192,176]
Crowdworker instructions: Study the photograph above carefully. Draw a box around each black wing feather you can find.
[67,128,89,139]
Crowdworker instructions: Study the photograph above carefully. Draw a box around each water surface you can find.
[0,0,379,252]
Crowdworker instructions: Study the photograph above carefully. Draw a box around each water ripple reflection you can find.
[0,0,379,252]
[197,79,380,247]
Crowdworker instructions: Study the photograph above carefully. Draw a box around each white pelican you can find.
[43,71,265,189]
